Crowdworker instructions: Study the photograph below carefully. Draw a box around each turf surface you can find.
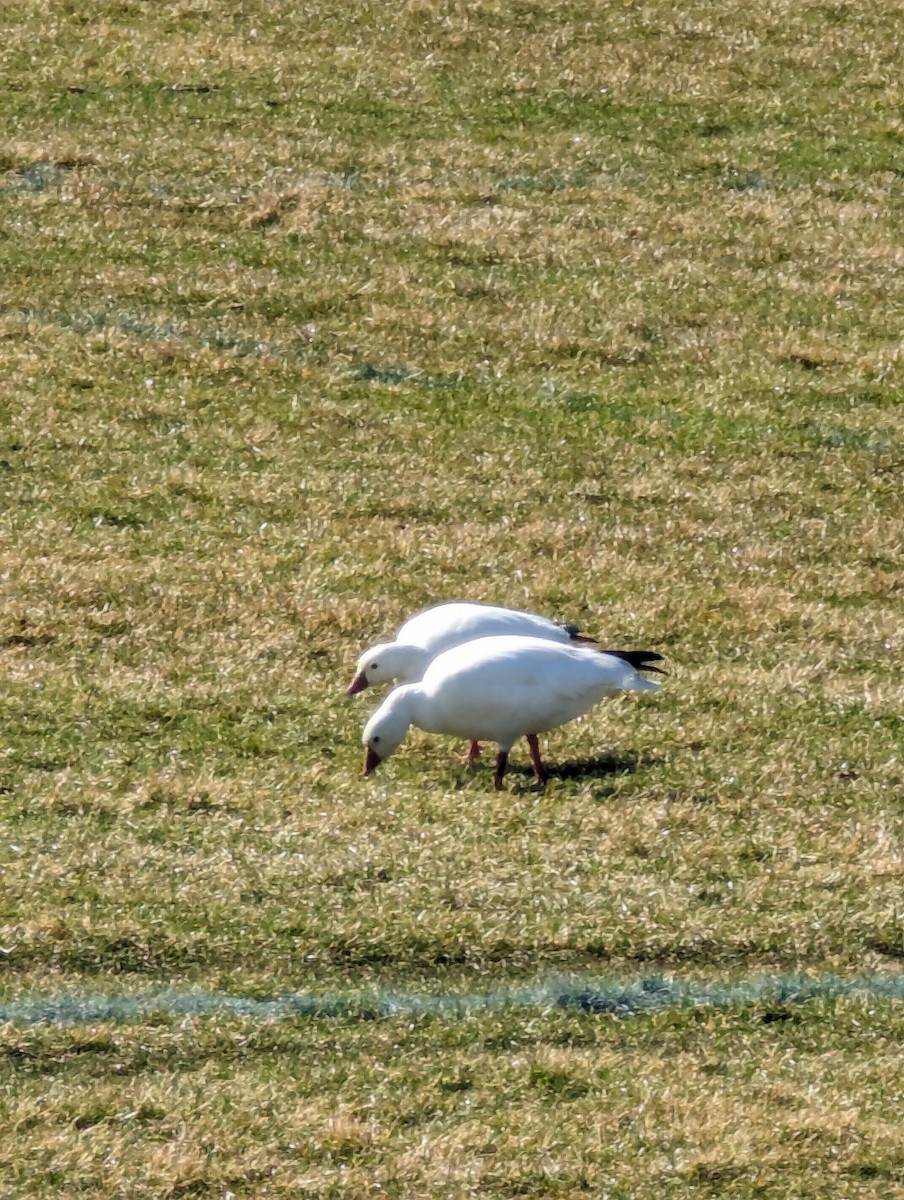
[1,0,903,1194]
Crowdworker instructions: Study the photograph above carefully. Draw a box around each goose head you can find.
[348,642,424,695]
[361,688,416,775]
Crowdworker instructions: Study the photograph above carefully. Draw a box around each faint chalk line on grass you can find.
[1,974,902,1028]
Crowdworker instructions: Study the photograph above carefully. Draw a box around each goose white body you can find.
[361,635,660,789]
[397,601,574,660]
[348,601,581,695]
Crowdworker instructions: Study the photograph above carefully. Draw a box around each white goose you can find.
[361,635,663,790]
[347,601,588,697]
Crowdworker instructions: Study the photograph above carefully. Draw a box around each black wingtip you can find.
[603,649,667,675]
[562,623,601,646]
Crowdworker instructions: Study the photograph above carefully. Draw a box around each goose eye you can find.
[373,735,381,744]
[371,662,378,670]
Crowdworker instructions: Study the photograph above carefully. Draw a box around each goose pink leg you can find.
[464,740,482,764]
[526,734,548,786]
[493,749,509,791]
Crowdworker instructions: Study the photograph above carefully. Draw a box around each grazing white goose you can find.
[347,601,588,697]
[361,635,663,790]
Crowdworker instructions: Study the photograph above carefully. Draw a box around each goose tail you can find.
[628,674,660,692]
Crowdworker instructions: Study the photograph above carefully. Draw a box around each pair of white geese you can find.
[349,602,665,789]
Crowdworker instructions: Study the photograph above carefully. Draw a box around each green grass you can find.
[1,0,904,1194]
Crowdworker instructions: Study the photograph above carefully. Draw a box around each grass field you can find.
[2,0,904,1195]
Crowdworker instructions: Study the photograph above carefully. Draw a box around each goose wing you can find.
[397,601,572,656]
[420,636,642,744]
